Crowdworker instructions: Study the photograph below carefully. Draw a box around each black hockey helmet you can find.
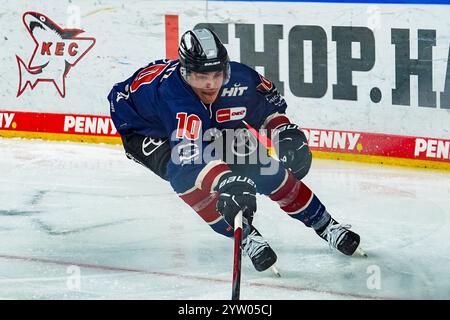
[178,28,231,85]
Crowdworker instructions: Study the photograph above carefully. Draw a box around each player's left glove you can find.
[273,124,312,180]
[215,173,257,228]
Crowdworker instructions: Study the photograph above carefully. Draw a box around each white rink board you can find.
[1,0,450,138]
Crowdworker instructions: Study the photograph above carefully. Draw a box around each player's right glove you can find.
[215,173,257,228]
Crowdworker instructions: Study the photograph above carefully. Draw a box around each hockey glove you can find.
[273,124,312,180]
[216,173,257,228]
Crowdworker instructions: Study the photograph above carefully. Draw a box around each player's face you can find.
[188,71,224,104]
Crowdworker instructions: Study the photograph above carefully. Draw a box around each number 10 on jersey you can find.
[175,113,202,140]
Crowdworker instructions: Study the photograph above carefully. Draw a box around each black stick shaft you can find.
[231,211,243,300]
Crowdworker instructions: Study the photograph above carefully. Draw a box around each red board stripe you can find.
[165,15,179,60]
[0,110,449,165]
[0,110,119,136]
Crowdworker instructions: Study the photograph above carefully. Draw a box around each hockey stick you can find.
[240,121,282,277]
[230,123,280,300]
[231,210,243,300]
[242,120,278,161]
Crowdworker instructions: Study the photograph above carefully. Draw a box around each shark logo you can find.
[16,12,96,98]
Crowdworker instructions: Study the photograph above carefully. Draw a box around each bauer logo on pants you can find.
[16,11,96,98]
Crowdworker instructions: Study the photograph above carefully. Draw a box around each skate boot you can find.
[242,227,278,272]
[316,217,366,257]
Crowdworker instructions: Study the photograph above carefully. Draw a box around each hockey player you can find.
[108,28,364,273]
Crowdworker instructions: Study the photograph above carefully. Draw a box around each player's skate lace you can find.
[242,229,269,259]
[322,223,352,251]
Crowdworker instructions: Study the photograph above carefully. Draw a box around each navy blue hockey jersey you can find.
[108,59,288,194]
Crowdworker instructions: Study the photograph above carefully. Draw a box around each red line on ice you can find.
[0,254,395,300]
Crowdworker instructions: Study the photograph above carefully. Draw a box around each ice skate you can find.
[242,227,279,274]
[316,218,367,257]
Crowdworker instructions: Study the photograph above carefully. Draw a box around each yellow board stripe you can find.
[313,150,450,172]
[1,130,449,172]
[0,130,121,145]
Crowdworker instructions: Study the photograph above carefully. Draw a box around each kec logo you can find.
[16,12,96,98]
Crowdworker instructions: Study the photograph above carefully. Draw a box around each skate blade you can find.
[271,265,281,277]
[353,246,368,258]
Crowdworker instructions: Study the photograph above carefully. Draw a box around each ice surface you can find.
[0,138,449,299]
